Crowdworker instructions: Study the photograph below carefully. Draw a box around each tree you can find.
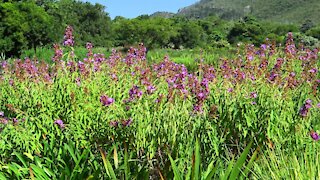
[227,16,264,45]
[0,1,53,56]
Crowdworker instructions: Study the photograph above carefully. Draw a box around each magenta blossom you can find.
[54,119,65,129]
[310,131,319,141]
[109,121,119,128]
[250,92,258,98]
[122,118,133,127]
[299,99,312,117]
[227,88,233,93]
[63,25,74,46]
[100,95,114,107]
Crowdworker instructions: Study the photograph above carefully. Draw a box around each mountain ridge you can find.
[151,0,320,24]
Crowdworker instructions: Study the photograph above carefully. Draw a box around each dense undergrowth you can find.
[0,27,319,179]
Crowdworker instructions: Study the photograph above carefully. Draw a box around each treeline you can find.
[1,0,320,57]
[0,0,112,56]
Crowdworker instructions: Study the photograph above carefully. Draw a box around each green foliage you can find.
[306,25,320,40]
[0,1,53,56]
[228,16,265,45]
[253,143,320,179]
[168,139,258,179]
[0,0,113,57]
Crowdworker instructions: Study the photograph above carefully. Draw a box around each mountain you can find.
[176,0,320,24]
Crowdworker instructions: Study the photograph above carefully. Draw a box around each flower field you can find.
[0,27,319,179]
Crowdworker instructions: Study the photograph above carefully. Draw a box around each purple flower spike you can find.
[54,119,65,129]
[63,25,74,47]
[317,103,320,108]
[310,131,319,141]
[227,88,233,93]
[100,95,114,107]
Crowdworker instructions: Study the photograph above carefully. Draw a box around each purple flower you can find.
[260,44,267,50]
[128,85,143,101]
[317,103,320,108]
[54,119,65,129]
[197,92,205,100]
[299,100,312,117]
[247,55,253,61]
[269,73,278,82]
[251,75,255,81]
[310,131,319,141]
[299,106,308,117]
[147,85,156,94]
[308,68,318,73]
[227,88,233,93]
[251,101,257,105]
[250,92,258,98]
[122,118,133,127]
[193,104,203,113]
[63,25,74,47]
[9,79,14,86]
[109,121,119,128]
[289,72,296,77]
[75,77,81,86]
[12,118,18,124]
[0,118,8,125]
[100,95,114,107]
[52,44,63,62]
[0,111,3,117]
[305,99,312,109]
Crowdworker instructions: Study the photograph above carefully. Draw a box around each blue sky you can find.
[86,0,198,19]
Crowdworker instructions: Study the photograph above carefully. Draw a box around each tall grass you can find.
[0,30,319,178]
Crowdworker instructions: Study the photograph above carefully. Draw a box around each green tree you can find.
[0,1,53,56]
[227,16,264,45]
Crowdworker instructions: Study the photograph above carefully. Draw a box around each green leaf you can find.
[204,160,218,180]
[113,145,119,169]
[168,154,182,180]
[23,152,34,161]
[64,143,78,163]
[100,148,117,180]
[222,158,234,180]
[229,142,253,180]
[194,138,201,180]
[242,147,259,178]
[8,164,22,178]
[13,152,27,168]
[124,146,130,180]
[0,172,7,180]
[30,164,50,180]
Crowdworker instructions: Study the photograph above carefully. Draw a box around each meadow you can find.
[0,27,319,179]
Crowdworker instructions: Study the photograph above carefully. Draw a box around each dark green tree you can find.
[227,16,264,45]
[0,1,53,56]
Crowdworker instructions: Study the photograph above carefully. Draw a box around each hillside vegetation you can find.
[177,0,320,24]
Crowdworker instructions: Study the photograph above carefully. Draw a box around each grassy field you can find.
[0,34,319,179]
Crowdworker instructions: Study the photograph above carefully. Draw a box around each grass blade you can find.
[194,138,201,180]
[99,148,117,180]
[229,142,253,179]
[168,154,182,180]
